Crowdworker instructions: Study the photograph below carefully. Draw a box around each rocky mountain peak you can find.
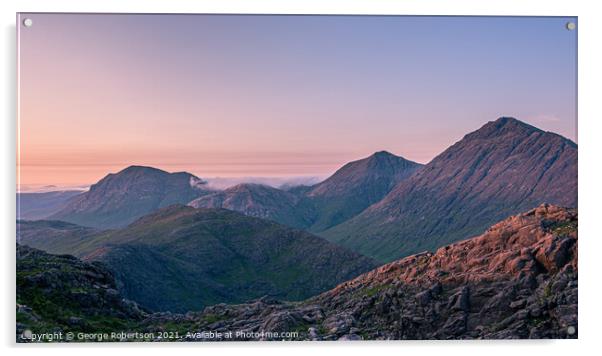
[368,150,396,161]
[463,117,541,142]
[95,165,204,188]
[50,166,211,229]
[308,151,422,197]
[303,151,423,231]
[323,117,577,262]
[119,165,167,175]
[363,151,414,169]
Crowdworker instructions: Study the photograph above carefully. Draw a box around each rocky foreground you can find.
[17,204,577,341]
[16,244,146,341]
[141,204,577,340]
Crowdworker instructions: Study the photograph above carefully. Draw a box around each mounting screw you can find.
[23,18,33,28]
[567,326,576,335]
[566,22,576,31]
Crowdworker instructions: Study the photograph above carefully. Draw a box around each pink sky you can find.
[17,14,577,189]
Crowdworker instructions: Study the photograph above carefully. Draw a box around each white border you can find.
[2,1,601,355]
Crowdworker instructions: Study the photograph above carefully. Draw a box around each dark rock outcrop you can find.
[16,244,146,342]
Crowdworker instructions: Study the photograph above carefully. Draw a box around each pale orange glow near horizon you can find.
[17,145,447,188]
[18,14,576,190]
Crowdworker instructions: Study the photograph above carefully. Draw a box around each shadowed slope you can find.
[23,206,378,312]
[305,151,423,232]
[323,117,577,262]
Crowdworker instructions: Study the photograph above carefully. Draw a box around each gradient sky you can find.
[18,14,577,189]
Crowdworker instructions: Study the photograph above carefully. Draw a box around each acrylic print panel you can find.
[16,13,577,342]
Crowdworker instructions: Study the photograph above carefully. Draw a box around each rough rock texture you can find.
[16,244,146,342]
[143,205,576,340]
[50,166,212,229]
[324,117,578,262]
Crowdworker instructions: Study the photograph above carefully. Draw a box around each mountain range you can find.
[189,151,423,232]
[322,117,577,262]
[19,206,377,312]
[17,204,577,341]
[20,119,576,265]
[16,116,578,322]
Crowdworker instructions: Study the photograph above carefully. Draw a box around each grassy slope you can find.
[21,206,377,313]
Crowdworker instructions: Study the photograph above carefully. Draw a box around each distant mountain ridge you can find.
[28,152,422,234]
[21,206,377,312]
[189,183,314,229]
[323,117,577,262]
[190,151,423,232]
[17,190,83,220]
[305,151,423,231]
[26,117,577,267]
[17,220,99,254]
[50,166,213,228]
